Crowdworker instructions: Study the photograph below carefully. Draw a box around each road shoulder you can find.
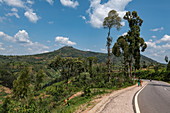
[85,82,148,113]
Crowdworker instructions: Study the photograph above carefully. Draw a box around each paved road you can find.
[138,80,170,113]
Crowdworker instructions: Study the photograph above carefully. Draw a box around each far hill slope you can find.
[0,46,159,65]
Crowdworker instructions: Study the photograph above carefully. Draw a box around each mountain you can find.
[0,46,160,65]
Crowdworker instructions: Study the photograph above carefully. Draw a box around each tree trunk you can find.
[107,28,111,81]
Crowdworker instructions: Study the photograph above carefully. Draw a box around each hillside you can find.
[0,46,159,65]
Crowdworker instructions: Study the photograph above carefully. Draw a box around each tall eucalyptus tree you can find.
[103,10,122,78]
[123,11,147,70]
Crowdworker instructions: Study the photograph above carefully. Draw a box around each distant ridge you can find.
[0,46,159,65]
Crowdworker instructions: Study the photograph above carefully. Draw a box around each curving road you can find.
[138,80,170,113]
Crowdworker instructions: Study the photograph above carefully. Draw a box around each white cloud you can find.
[11,8,18,12]
[60,0,79,8]
[158,34,170,43]
[87,0,132,28]
[144,34,170,63]
[55,36,76,46]
[80,15,86,20]
[152,36,156,38]
[146,41,158,48]
[0,43,5,50]
[6,12,20,18]
[0,30,32,43]
[1,0,40,23]
[14,30,31,43]
[150,27,164,32]
[0,30,50,55]
[100,48,107,53]
[0,0,24,8]
[24,9,40,23]
[0,31,15,42]
[122,32,127,36]
[27,0,34,5]
[6,8,20,18]
[46,0,54,5]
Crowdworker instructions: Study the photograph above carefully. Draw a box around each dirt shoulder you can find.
[80,82,147,113]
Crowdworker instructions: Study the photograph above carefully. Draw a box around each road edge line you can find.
[134,83,148,113]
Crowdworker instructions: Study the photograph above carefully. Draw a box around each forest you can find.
[0,10,170,113]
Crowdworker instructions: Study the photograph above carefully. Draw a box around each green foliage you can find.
[136,69,170,82]
[165,56,168,63]
[103,10,122,78]
[123,11,147,70]
[34,70,45,90]
[0,97,50,113]
[0,68,15,88]
[83,86,91,96]
[13,67,31,99]
[167,61,170,71]
[49,56,84,82]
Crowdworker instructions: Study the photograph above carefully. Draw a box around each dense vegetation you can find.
[0,10,167,113]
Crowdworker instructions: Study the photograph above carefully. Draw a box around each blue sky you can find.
[0,0,170,63]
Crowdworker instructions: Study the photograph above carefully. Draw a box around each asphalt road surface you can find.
[138,80,170,113]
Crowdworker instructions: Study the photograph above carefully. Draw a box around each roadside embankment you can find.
[85,81,147,113]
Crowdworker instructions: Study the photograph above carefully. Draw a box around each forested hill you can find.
[0,46,159,65]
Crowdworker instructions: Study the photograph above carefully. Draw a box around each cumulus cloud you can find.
[87,0,132,28]
[46,0,54,5]
[0,31,15,42]
[24,9,40,23]
[55,36,76,46]
[0,30,32,43]
[14,30,31,43]
[1,0,40,23]
[60,0,79,8]
[6,8,20,18]
[0,30,50,55]
[144,34,170,63]
[150,27,164,32]
[0,0,24,7]
[158,34,170,43]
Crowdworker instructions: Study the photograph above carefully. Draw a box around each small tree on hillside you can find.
[13,67,31,99]
[34,70,45,91]
[103,10,122,80]
[87,57,97,77]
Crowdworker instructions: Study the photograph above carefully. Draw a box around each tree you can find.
[165,56,170,71]
[123,11,147,70]
[167,61,170,71]
[87,57,97,77]
[13,67,31,99]
[49,56,84,82]
[103,10,122,79]
[112,35,132,77]
[35,70,45,91]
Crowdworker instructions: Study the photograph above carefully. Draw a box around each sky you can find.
[0,0,170,63]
